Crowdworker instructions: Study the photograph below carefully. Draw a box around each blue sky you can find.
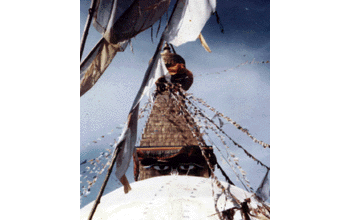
[1,1,350,219]
[80,0,271,208]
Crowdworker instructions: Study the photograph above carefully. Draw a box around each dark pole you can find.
[86,0,181,219]
[87,141,123,220]
[80,0,98,61]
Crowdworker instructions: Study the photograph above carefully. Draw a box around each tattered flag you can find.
[256,169,270,201]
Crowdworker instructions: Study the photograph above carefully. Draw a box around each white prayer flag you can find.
[256,169,270,201]
[81,0,170,96]
[142,53,169,99]
[164,0,216,47]
[114,104,139,193]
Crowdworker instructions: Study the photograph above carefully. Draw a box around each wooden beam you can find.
[80,0,98,61]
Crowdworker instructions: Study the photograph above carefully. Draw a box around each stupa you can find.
[134,43,217,181]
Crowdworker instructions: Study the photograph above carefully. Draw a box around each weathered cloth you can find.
[164,0,216,47]
[80,0,171,96]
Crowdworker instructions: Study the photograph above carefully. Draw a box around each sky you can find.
[80,0,270,209]
[1,0,350,219]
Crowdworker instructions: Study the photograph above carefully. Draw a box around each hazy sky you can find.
[80,0,270,208]
[80,0,270,144]
[2,0,349,219]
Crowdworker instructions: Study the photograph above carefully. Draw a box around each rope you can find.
[181,89,270,170]
[200,119,253,192]
[189,95,270,149]
[80,154,113,202]
[217,162,235,186]
[169,87,242,208]
[194,59,270,77]
[214,11,224,34]
[182,98,250,191]
[80,97,153,203]
[174,87,270,218]
[181,91,254,192]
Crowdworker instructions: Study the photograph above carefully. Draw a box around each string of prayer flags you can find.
[189,95,270,148]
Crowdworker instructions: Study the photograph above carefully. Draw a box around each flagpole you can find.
[86,1,181,219]
[87,140,123,220]
[80,0,98,61]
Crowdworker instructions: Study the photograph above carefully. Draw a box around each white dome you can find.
[80,176,268,220]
